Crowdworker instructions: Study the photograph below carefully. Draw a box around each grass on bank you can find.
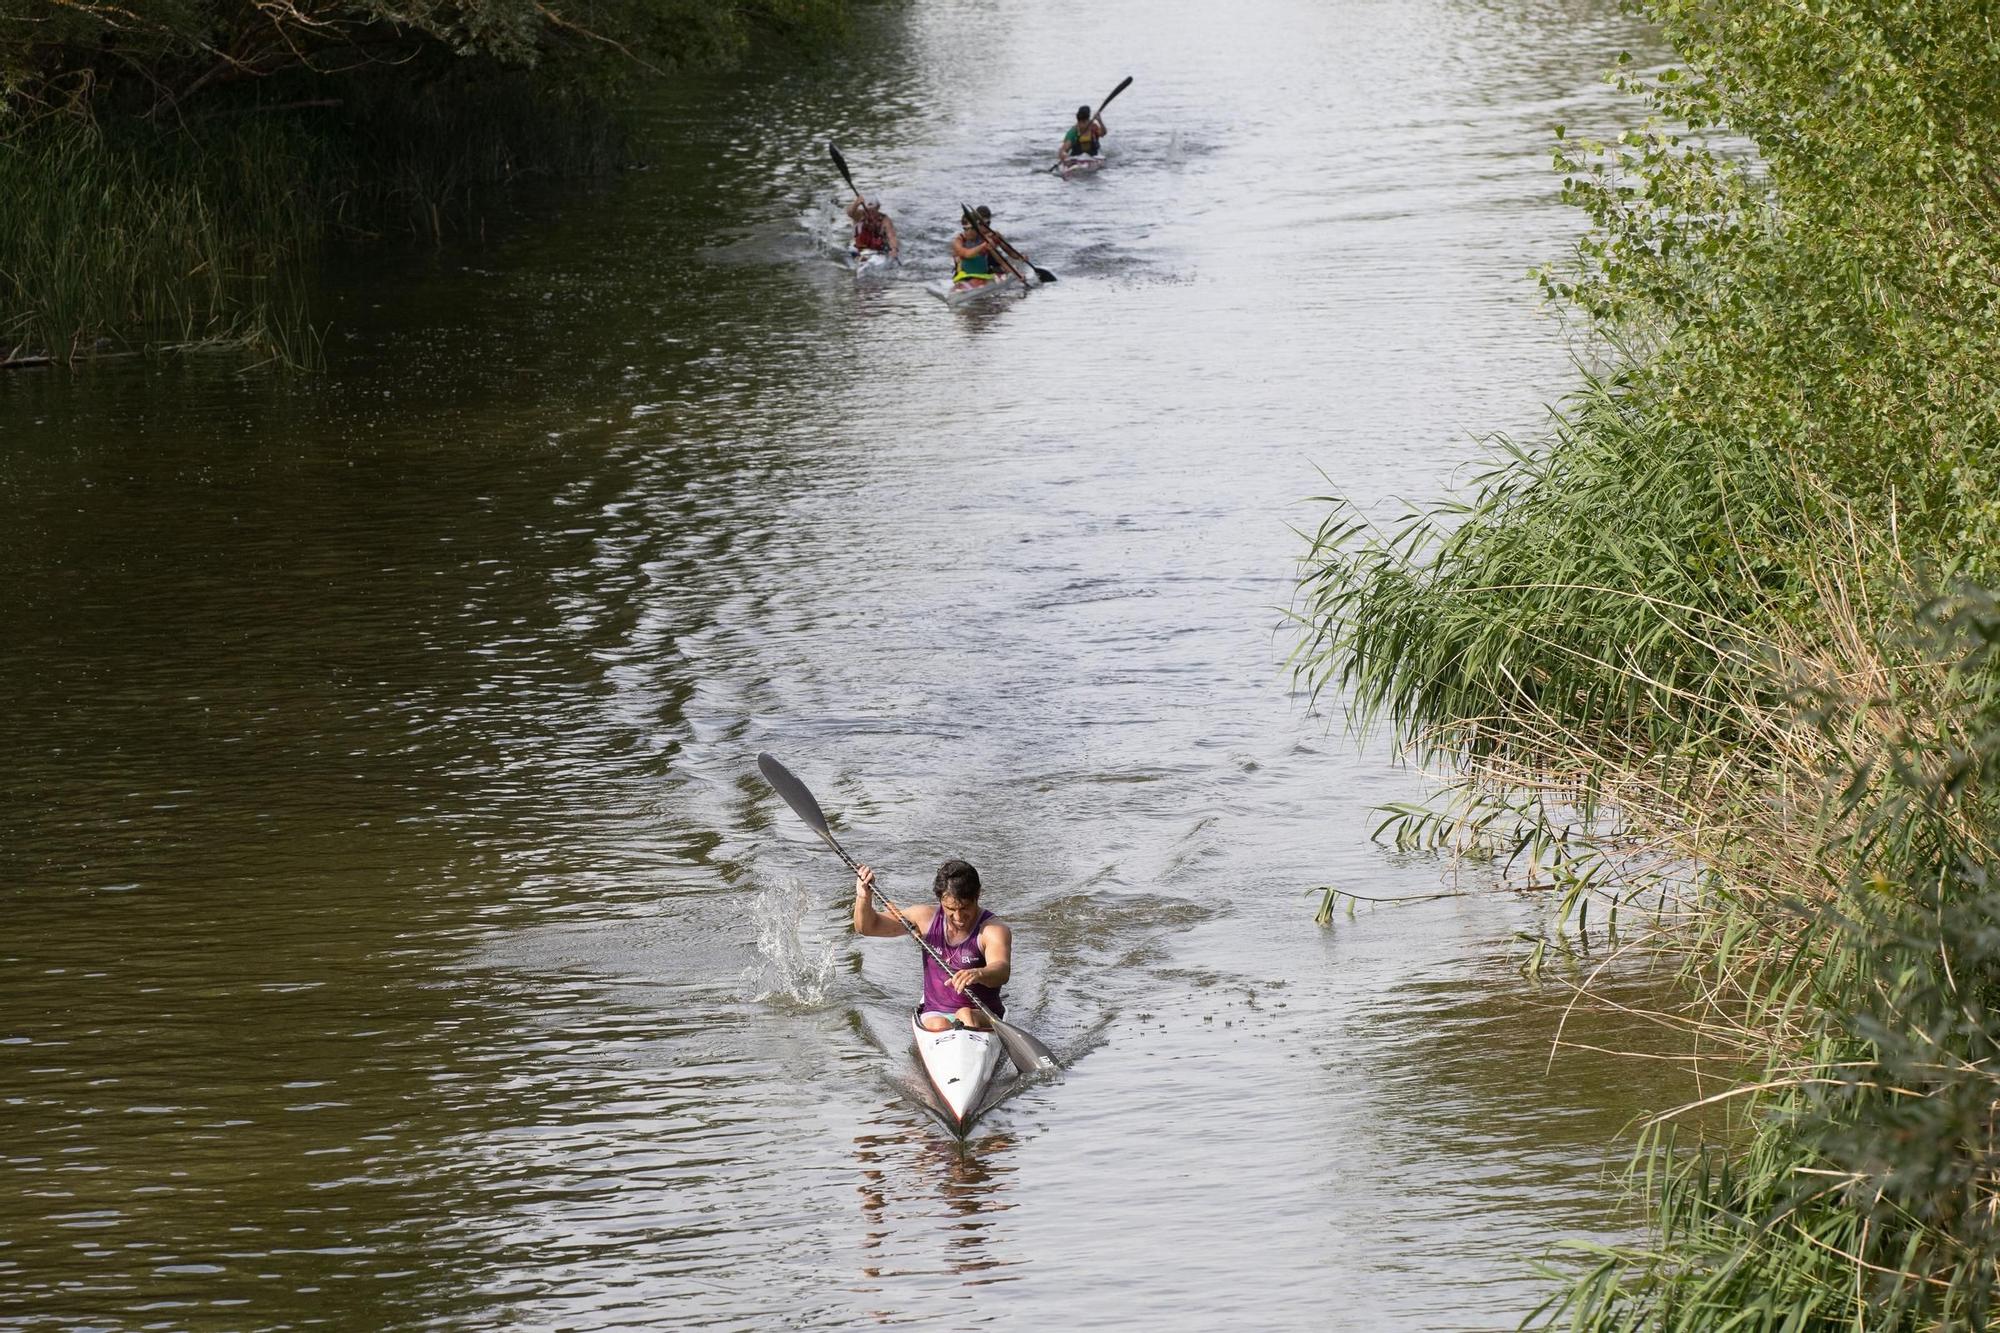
[0,120,320,365]
[1292,0,2000,1326]
[0,0,857,365]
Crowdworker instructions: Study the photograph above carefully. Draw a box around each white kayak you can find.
[912,1008,1004,1130]
[1059,153,1107,179]
[927,272,1026,307]
[845,246,900,280]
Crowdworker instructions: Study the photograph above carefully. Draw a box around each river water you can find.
[2,1,1683,1328]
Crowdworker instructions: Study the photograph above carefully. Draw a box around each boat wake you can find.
[743,878,838,1008]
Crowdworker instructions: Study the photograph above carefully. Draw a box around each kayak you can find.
[846,246,900,280]
[1059,153,1107,179]
[927,272,1026,307]
[911,1007,1004,1131]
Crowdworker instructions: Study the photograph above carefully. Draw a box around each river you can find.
[1,0,1681,1328]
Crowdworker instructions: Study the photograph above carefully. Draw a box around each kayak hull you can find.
[911,1008,1004,1130]
[927,273,1025,306]
[1059,153,1107,179]
[846,246,900,280]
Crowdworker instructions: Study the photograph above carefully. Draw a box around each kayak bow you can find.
[911,1007,1005,1131]
[845,246,900,280]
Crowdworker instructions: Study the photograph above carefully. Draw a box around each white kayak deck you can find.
[911,1008,1006,1129]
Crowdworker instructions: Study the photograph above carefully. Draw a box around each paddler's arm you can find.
[950,921,1012,992]
[883,215,900,258]
[852,865,928,938]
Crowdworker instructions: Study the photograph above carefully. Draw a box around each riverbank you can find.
[0,1,856,366]
[1296,0,2000,1325]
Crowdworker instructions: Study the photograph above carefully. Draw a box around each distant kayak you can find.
[1058,153,1107,179]
[912,1007,1004,1131]
[928,272,1026,306]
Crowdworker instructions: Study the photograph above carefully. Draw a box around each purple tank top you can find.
[921,908,1005,1017]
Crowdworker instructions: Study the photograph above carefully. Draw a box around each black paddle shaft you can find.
[1093,75,1134,121]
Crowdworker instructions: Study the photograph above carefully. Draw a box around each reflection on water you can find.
[0,0,1677,1327]
[855,1126,1021,1287]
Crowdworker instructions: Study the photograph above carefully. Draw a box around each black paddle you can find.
[828,141,863,206]
[1048,75,1132,174]
[758,752,1059,1075]
[961,204,1055,286]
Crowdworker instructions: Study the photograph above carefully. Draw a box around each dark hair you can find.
[933,859,982,901]
[1077,105,1093,121]
[975,205,991,221]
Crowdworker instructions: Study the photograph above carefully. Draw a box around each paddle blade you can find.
[995,1019,1060,1073]
[758,752,831,838]
[1031,266,1057,284]
[828,141,858,196]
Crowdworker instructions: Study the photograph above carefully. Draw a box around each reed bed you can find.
[1293,0,2000,1324]
[1297,395,2000,1329]
[0,121,321,363]
[0,0,856,365]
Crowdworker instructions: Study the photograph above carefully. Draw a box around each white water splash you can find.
[744,878,838,1008]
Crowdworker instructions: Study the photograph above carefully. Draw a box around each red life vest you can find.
[855,214,889,251]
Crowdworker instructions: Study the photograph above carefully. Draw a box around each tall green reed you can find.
[0,119,320,362]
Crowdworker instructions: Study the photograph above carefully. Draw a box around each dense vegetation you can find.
[0,1,851,362]
[1294,0,2000,1326]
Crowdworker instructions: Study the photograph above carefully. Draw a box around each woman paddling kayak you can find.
[845,197,900,260]
[853,860,1011,1030]
[949,206,1003,293]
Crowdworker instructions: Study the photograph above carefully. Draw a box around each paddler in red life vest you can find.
[1059,104,1107,165]
[950,206,1001,289]
[852,859,1012,1032]
[845,197,899,259]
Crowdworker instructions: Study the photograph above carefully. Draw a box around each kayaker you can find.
[845,197,899,258]
[853,860,1011,1031]
[951,207,1000,287]
[1059,104,1107,164]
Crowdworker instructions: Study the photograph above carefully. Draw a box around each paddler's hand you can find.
[949,967,983,992]
[854,865,876,901]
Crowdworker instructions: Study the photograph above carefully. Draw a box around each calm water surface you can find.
[2,1,1683,1327]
